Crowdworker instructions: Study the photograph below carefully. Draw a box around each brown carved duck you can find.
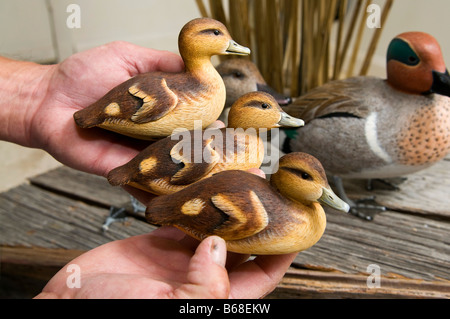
[283,32,450,220]
[107,92,304,195]
[216,58,292,108]
[73,18,250,140]
[145,152,350,255]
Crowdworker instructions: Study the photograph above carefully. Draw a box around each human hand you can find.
[35,226,297,299]
[7,42,184,177]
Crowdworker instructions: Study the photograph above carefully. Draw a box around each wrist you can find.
[0,57,54,147]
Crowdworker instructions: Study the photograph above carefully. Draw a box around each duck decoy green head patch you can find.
[387,38,420,66]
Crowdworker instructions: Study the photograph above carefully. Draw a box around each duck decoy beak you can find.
[226,40,251,56]
[428,69,450,97]
[318,187,350,213]
[278,112,305,128]
[256,83,292,106]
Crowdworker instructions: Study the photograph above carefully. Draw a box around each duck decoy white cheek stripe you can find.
[364,112,392,163]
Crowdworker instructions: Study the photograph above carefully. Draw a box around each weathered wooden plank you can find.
[1,246,84,267]
[293,208,450,282]
[268,268,450,299]
[2,162,449,296]
[28,166,131,209]
[0,184,155,251]
[344,158,450,218]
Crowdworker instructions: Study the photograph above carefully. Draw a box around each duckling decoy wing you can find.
[145,171,271,242]
[127,79,179,123]
[169,136,220,185]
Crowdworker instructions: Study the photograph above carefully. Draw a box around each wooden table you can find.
[1,157,449,298]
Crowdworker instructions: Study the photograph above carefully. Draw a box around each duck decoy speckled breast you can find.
[282,32,450,219]
[73,18,250,140]
[145,152,350,255]
[107,92,304,195]
[216,58,292,108]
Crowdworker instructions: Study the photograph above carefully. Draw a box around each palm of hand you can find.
[38,226,296,299]
[30,42,184,177]
[42,228,218,298]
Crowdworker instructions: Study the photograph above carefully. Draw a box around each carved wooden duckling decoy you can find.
[73,18,250,140]
[282,32,450,220]
[145,152,350,255]
[107,92,304,195]
[216,58,292,108]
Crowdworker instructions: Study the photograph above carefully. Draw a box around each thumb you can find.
[117,43,184,75]
[174,236,230,299]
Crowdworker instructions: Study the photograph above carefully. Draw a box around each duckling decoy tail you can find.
[145,152,348,255]
[73,106,99,128]
[73,18,250,140]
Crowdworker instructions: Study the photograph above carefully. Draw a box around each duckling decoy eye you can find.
[201,29,222,36]
[301,172,311,180]
[282,167,313,181]
[233,71,243,78]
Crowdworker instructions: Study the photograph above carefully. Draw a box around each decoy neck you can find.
[178,18,250,75]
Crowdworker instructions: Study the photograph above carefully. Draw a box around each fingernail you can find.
[210,236,226,267]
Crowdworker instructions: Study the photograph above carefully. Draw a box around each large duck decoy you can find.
[145,152,350,255]
[107,92,304,195]
[73,18,250,140]
[282,32,450,220]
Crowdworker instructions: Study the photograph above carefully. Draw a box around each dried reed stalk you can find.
[359,0,394,75]
[337,0,363,76]
[195,0,393,96]
[195,0,208,17]
[347,0,373,77]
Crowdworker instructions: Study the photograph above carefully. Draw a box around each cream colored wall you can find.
[1,0,450,192]
[0,0,55,62]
